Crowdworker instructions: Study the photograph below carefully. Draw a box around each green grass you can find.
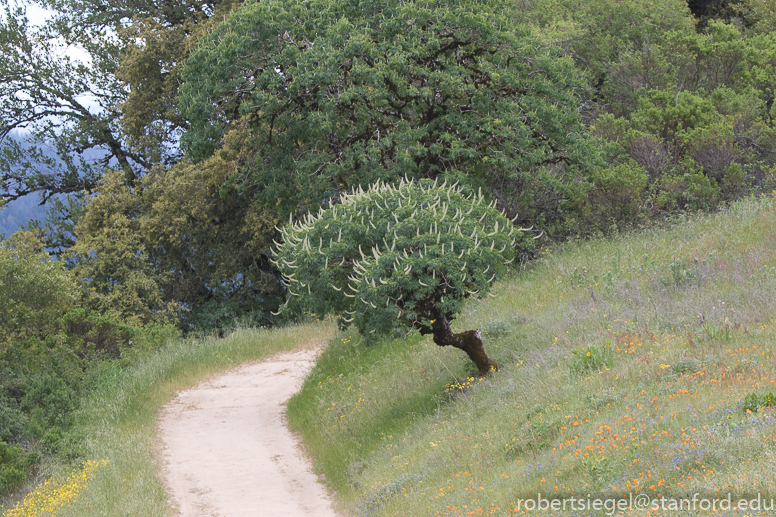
[287,195,776,516]
[1,321,334,516]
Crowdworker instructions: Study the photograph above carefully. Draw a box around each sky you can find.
[23,2,51,26]
[14,1,93,63]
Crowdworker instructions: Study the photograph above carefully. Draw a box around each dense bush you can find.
[0,440,29,495]
[0,336,86,494]
[181,299,271,336]
[0,311,177,497]
[578,162,649,233]
[69,165,284,332]
[0,231,179,496]
[0,232,78,350]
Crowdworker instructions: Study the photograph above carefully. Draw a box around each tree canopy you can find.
[4,0,776,335]
[0,0,130,202]
[0,0,235,203]
[179,0,601,220]
[68,161,284,329]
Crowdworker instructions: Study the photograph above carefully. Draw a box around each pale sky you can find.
[13,1,93,64]
[13,1,98,116]
[22,2,52,26]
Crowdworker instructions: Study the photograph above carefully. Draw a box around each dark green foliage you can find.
[687,0,750,29]
[58,308,141,360]
[569,344,615,373]
[274,179,530,341]
[0,231,177,496]
[0,310,174,496]
[0,440,29,494]
[530,4,776,232]
[743,392,776,412]
[182,300,271,336]
[179,0,604,228]
[523,0,695,87]
[595,22,776,202]
[581,161,649,232]
[69,161,284,332]
[0,337,85,442]
[593,77,776,220]
[0,336,85,495]
[0,231,78,349]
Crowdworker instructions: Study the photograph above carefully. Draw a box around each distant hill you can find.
[0,195,46,238]
[1,132,109,239]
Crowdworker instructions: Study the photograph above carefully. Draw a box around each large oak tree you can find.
[179,0,602,228]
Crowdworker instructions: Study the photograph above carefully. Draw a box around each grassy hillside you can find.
[288,195,776,516]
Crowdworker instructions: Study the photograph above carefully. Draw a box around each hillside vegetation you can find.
[288,195,776,516]
[2,195,774,516]
[5,0,776,509]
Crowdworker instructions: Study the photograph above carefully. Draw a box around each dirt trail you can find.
[157,347,339,517]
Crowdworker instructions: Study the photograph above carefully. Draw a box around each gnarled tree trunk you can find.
[418,308,497,376]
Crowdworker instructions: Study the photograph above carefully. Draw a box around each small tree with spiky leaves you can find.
[272,178,536,375]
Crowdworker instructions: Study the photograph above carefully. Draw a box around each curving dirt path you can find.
[157,347,339,517]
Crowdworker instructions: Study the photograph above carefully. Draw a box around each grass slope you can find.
[288,195,776,516]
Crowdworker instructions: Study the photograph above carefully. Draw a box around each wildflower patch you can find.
[3,460,108,517]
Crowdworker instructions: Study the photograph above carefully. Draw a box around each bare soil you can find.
[157,346,340,517]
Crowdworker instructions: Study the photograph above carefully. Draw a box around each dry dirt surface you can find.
[157,347,340,517]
